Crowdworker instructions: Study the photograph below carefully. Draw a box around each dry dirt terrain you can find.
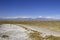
[0,24,60,40]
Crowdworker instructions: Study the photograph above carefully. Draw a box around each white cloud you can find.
[2,17,18,19]
[38,16,56,19]
[1,16,29,19]
[1,16,60,19]
[38,16,43,18]
[20,16,29,18]
[45,16,54,18]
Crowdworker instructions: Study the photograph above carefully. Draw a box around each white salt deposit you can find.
[0,24,28,40]
[0,24,60,40]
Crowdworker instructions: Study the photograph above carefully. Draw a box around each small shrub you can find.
[45,35,60,40]
[28,30,43,40]
[1,35,9,38]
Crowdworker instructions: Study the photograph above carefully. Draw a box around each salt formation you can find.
[0,24,28,40]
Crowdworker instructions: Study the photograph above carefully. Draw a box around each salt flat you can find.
[0,24,28,40]
[0,24,60,40]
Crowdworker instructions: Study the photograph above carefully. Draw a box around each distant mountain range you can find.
[0,17,59,20]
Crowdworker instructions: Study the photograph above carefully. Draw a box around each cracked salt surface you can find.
[0,24,28,40]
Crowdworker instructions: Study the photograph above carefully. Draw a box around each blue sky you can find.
[0,0,60,19]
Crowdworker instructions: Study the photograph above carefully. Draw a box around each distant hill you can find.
[0,17,60,20]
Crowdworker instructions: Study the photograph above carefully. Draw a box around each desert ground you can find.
[0,20,60,40]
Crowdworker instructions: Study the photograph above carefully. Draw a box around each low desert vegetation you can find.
[28,30,60,40]
[0,20,60,31]
[0,34,9,38]
[0,20,60,40]
[44,35,60,40]
[28,30,43,40]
